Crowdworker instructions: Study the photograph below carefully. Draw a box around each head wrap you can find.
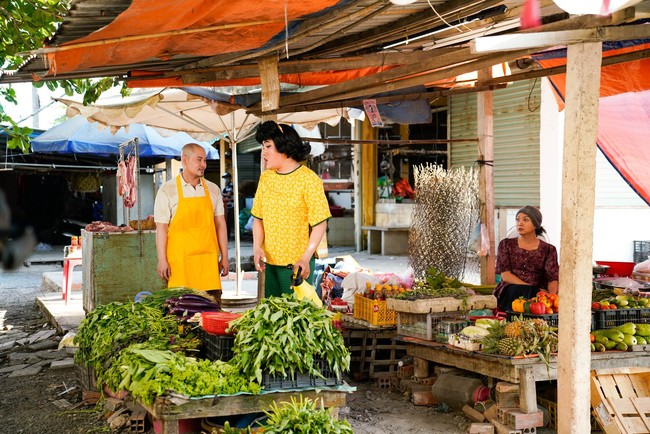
[517,206,545,235]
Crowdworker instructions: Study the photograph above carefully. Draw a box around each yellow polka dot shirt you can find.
[251,165,331,266]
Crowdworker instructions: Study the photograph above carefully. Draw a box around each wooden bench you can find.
[361,225,409,256]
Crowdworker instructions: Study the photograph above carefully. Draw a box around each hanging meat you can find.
[117,156,137,208]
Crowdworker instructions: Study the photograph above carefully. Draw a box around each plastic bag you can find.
[468,223,481,253]
[477,223,490,257]
[634,258,650,274]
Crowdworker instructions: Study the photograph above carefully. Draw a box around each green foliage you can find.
[395,267,469,301]
[229,294,350,384]
[72,301,185,377]
[103,344,261,405]
[0,1,128,152]
[263,396,353,434]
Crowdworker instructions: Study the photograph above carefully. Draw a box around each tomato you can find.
[545,306,554,314]
[553,299,560,309]
[592,302,601,310]
[609,304,617,309]
[590,334,596,343]
[548,293,558,301]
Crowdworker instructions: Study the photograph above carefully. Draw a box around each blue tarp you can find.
[32,116,219,159]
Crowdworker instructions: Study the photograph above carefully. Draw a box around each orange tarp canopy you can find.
[537,42,650,206]
[46,0,338,76]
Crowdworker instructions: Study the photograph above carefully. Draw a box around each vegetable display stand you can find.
[399,336,650,420]
[590,367,650,434]
[387,294,497,314]
[82,230,165,312]
[200,330,235,361]
[262,358,342,391]
[342,329,406,380]
[592,308,650,329]
[142,389,348,434]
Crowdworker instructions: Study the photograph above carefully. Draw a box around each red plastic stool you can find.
[62,255,83,304]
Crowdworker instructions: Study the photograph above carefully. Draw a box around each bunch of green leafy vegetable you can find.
[229,294,350,384]
[73,301,183,376]
[103,345,260,405]
[262,396,353,434]
[395,267,468,300]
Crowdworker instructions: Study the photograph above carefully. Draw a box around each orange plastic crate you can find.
[201,312,242,335]
[353,293,397,326]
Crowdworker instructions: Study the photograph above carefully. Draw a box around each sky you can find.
[3,82,68,131]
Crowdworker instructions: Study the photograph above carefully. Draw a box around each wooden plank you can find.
[614,375,639,399]
[147,390,347,420]
[258,56,279,114]
[630,397,650,432]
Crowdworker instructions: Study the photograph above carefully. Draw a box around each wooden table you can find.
[142,389,348,434]
[401,336,650,414]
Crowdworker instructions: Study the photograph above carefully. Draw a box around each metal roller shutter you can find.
[449,79,542,207]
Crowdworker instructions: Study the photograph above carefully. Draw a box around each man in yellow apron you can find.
[154,143,229,296]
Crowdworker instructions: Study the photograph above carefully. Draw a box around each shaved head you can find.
[182,143,205,158]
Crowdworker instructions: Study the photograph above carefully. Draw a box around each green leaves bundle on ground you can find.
[229,295,350,384]
[262,396,353,434]
[103,345,260,405]
[73,301,182,376]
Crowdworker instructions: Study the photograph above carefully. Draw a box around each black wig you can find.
[255,121,311,162]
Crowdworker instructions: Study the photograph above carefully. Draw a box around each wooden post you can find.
[557,41,602,434]
[360,118,377,246]
[477,68,496,285]
[258,56,280,114]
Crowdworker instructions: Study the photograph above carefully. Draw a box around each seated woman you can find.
[493,206,559,312]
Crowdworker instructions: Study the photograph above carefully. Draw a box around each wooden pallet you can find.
[591,367,650,434]
[343,329,407,380]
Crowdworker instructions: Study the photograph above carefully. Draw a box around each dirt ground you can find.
[0,264,473,434]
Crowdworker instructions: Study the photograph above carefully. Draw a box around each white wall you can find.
[539,79,564,256]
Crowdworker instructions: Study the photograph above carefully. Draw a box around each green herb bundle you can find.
[395,267,469,301]
[262,396,353,434]
[103,345,261,404]
[229,295,350,384]
[73,301,180,376]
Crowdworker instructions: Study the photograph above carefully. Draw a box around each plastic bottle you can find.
[430,374,490,411]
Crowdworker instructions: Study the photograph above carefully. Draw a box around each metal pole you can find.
[230,112,242,297]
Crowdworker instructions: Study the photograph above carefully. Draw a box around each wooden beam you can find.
[279,48,533,107]
[478,47,650,88]
[477,68,495,286]
[556,41,601,434]
[171,49,458,85]
[519,6,637,33]
[470,24,650,54]
[257,84,504,115]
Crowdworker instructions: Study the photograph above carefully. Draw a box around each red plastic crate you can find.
[201,312,242,335]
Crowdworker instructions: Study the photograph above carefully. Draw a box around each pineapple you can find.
[497,337,523,356]
[504,321,523,338]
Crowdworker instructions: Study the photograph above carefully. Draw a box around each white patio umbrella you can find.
[56,88,351,296]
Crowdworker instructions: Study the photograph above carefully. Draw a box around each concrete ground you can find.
[29,239,411,334]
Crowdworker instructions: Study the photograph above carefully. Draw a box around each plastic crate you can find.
[262,358,342,391]
[634,240,650,264]
[538,397,598,431]
[200,329,235,361]
[201,311,241,335]
[592,307,650,329]
[353,293,396,326]
[397,311,465,341]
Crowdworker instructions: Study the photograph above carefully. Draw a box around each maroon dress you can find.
[493,237,559,311]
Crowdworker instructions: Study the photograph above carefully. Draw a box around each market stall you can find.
[73,290,354,433]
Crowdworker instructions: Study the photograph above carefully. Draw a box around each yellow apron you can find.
[167,175,221,290]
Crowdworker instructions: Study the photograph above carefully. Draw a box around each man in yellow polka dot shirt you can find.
[252,121,331,297]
